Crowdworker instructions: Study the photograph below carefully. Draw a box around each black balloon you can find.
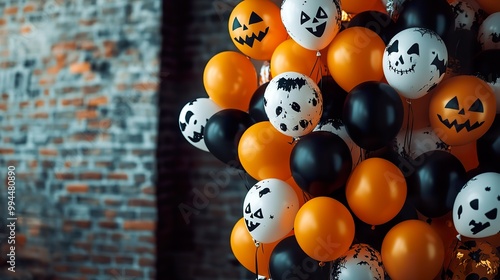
[248,82,269,123]
[318,75,348,122]
[342,81,404,151]
[477,114,500,172]
[472,50,500,83]
[269,235,330,280]
[406,150,467,218]
[290,131,352,197]
[446,29,481,75]
[348,10,396,45]
[204,109,255,168]
[395,0,455,41]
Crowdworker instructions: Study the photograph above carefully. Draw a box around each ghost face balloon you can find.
[178,98,222,152]
[453,172,500,238]
[478,12,500,51]
[281,0,342,50]
[264,71,323,138]
[383,27,448,99]
[243,178,299,243]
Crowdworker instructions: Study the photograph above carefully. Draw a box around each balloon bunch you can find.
[178,0,500,279]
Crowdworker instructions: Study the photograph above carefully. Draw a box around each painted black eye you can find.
[445,96,460,110]
[253,209,263,219]
[470,198,479,210]
[485,208,497,220]
[300,11,311,24]
[232,17,242,30]
[468,98,484,113]
[316,7,327,19]
[244,203,251,214]
[407,43,419,55]
[249,11,263,24]
[387,40,399,54]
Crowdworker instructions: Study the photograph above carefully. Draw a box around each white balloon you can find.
[264,71,323,138]
[488,78,500,113]
[314,119,362,168]
[178,97,222,152]
[452,172,500,238]
[243,178,300,243]
[478,12,500,50]
[383,27,448,99]
[330,243,385,280]
[394,126,449,159]
[281,0,342,51]
[450,0,484,31]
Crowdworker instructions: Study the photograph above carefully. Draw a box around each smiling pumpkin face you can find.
[429,75,497,146]
[228,0,288,61]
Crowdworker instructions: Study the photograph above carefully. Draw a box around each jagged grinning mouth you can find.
[245,219,260,232]
[306,22,326,37]
[388,60,416,75]
[233,27,269,47]
[437,114,484,132]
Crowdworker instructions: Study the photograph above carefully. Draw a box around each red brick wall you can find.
[0,0,159,279]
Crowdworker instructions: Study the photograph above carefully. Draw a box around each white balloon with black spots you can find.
[394,126,449,159]
[178,97,222,152]
[330,243,385,280]
[453,172,500,239]
[383,27,448,99]
[264,71,323,138]
[243,178,300,243]
[450,0,484,31]
[478,12,500,50]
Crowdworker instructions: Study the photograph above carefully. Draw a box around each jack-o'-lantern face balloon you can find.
[429,75,497,146]
[228,0,288,61]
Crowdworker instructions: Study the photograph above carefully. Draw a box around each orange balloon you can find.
[327,27,385,92]
[382,220,445,280]
[475,0,500,14]
[270,39,326,83]
[294,197,355,262]
[228,0,288,61]
[238,121,295,181]
[230,217,282,278]
[203,51,258,111]
[342,0,387,15]
[450,141,479,171]
[346,157,407,226]
[429,75,497,146]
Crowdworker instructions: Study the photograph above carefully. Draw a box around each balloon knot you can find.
[316,51,321,57]
[405,98,412,105]
[318,261,325,267]
[254,240,260,248]
[371,225,376,230]
[456,234,462,241]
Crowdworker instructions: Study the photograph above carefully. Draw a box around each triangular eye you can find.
[249,11,263,24]
[485,208,497,220]
[316,7,328,19]
[468,98,484,113]
[445,96,460,110]
[407,43,419,55]
[300,11,311,25]
[254,209,263,219]
[470,198,479,210]
[244,203,251,214]
[232,17,242,30]
[387,40,399,55]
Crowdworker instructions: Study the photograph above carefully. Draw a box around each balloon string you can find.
[238,170,251,191]
[310,52,322,82]
[403,99,414,158]
[443,238,460,277]
[254,241,260,280]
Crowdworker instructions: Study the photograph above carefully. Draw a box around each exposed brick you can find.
[76,109,97,119]
[115,256,134,264]
[104,199,121,206]
[138,236,155,244]
[80,267,99,275]
[4,6,19,15]
[98,220,118,229]
[123,221,155,231]
[74,242,92,252]
[88,96,108,106]
[39,148,58,156]
[23,3,37,13]
[142,186,155,195]
[87,119,112,130]
[31,112,49,118]
[68,254,89,262]
[139,257,155,267]
[79,172,102,180]
[0,18,6,25]
[34,99,45,107]
[66,184,89,193]
[55,173,75,180]
[70,62,91,74]
[0,103,7,111]
[62,98,84,106]
[124,269,143,277]
[0,148,14,154]
[128,198,155,207]
[82,85,101,94]
[91,255,111,264]
[107,173,128,180]
[19,101,30,108]
[133,82,158,92]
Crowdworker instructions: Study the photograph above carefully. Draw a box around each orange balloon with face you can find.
[429,75,497,146]
[228,0,288,61]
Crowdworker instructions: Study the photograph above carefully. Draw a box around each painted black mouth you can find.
[188,126,204,143]
[388,60,416,75]
[306,22,326,37]
[437,114,484,132]
[245,219,260,232]
[234,27,269,47]
[469,219,490,235]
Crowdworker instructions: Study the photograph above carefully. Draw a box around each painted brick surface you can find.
[0,0,160,279]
